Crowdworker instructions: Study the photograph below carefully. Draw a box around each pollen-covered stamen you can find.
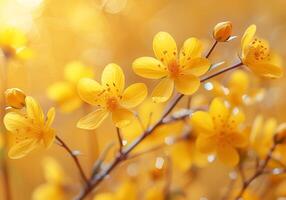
[248,38,270,62]
[167,59,181,78]
[106,97,119,111]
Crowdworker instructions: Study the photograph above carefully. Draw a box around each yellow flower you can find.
[170,138,208,172]
[93,180,137,200]
[241,25,283,78]
[5,88,26,109]
[191,98,247,166]
[144,186,164,200]
[132,32,211,103]
[208,70,264,107]
[47,61,94,113]
[33,157,67,200]
[77,63,147,129]
[0,26,33,60]
[249,115,277,158]
[3,97,56,159]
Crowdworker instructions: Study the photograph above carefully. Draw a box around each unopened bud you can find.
[275,123,286,143]
[4,88,26,109]
[213,21,232,42]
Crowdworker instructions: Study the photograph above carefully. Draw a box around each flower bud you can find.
[275,123,286,143]
[4,88,26,109]
[213,21,232,42]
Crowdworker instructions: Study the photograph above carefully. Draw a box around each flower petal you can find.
[217,144,239,167]
[228,70,249,95]
[196,136,216,153]
[183,58,211,77]
[25,96,44,124]
[191,111,214,133]
[4,112,30,132]
[45,107,56,128]
[132,57,168,79]
[101,63,125,94]
[174,73,200,95]
[77,109,109,130]
[47,82,75,102]
[112,108,134,128]
[43,129,55,149]
[77,78,105,106]
[209,98,229,122]
[121,83,148,108]
[153,32,177,66]
[151,78,174,103]
[8,139,38,159]
[179,37,203,66]
[241,24,256,56]
[228,108,245,129]
[171,142,192,171]
[250,63,283,78]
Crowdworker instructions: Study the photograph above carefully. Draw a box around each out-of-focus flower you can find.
[47,61,94,113]
[5,88,26,109]
[230,189,260,200]
[191,98,247,166]
[170,137,208,172]
[3,96,56,159]
[0,26,33,60]
[99,0,128,14]
[133,32,211,103]
[93,180,137,200]
[33,157,67,200]
[213,21,232,42]
[240,25,283,78]
[208,70,264,107]
[0,134,3,150]
[77,63,147,129]
[249,115,277,158]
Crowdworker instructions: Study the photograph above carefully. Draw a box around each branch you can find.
[55,135,89,186]
[116,128,123,153]
[235,136,281,199]
[75,61,243,200]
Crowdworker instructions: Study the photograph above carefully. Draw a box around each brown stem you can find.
[75,62,242,200]
[55,135,89,186]
[206,40,218,58]
[235,141,278,199]
[116,128,123,153]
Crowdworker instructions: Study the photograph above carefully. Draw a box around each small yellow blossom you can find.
[93,180,137,200]
[144,186,164,200]
[132,32,211,103]
[47,61,94,113]
[249,115,277,158]
[170,138,208,172]
[77,63,147,129]
[213,21,232,42]
[3,96,56,159]
[191,98,247,166]
[5,88,26,109]
[33,157,67,200]
[241,25,283,78]
[0,26,33,60]
[208,70,264,107]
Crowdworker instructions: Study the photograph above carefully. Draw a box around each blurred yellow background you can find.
[1,0,286,199]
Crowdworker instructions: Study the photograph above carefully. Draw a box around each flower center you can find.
[168,60,180,78]
[248,38,270,62]
[106,97,119,111]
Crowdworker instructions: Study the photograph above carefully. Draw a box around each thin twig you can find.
[75,62,243,200]
[116,128,123,153]
[235,137,280,199]
[206,40,218,58]
[55,135,90,187]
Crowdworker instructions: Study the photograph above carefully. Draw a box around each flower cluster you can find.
[2,22,286,200]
